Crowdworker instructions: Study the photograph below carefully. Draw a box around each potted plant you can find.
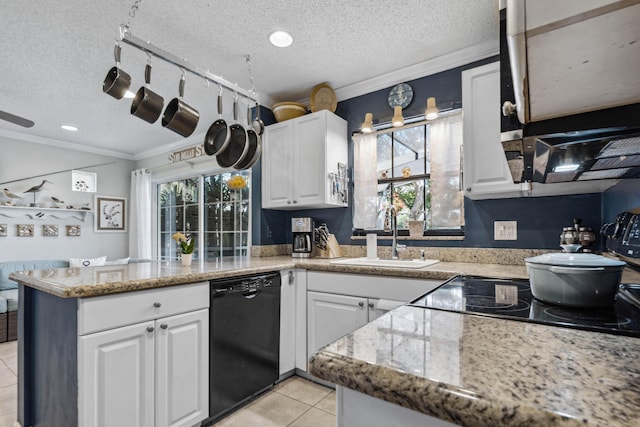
[172,232,195,266]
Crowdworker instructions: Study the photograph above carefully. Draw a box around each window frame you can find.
[353,113,464,238]
[156,171,252,261]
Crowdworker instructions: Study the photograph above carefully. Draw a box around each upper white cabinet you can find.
[462,62,528,199]
[262,110,348,210]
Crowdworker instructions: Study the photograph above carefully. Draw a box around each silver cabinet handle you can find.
[160,324,168,330]
[287,200,292,204]
[146,326,155,333]
[368,302,374,308]
[153,302,161,308]
[293,200,298,204]
[358,301,364,308]
[288,270,294,285]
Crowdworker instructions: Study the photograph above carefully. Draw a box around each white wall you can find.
[0,137,135,261]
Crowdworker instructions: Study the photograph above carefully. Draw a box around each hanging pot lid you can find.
[525,253,626,268]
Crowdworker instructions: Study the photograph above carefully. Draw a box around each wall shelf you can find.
[0,206,92,222]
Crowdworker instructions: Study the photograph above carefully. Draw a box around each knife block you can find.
[319,234,342,259]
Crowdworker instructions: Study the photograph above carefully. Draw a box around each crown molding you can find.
[333,39,499,102]
[0,128,135,160]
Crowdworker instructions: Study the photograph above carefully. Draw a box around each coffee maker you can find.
[292,217,314,258]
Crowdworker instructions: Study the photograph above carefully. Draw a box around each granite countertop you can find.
[309,305,640,427]
[9,256,530,298]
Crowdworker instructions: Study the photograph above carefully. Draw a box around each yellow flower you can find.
[172,232,187,243]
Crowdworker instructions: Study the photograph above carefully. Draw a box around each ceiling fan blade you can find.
[0,110,35,128]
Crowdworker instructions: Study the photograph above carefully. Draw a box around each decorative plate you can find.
[388,83,413,109]
[310,83,337,112]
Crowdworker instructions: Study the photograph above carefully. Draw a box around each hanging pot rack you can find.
[118,25,259,104]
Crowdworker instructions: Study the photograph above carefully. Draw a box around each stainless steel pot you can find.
[103,43,131,99]
[162,73,200,137]
[131,63,164,124]
[525,253,626,307]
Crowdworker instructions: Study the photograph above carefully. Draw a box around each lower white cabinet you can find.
[78,282,209,427]
[307,291,401,356]
[306,271,442,360]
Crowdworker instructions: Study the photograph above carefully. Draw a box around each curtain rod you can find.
[119,26,258,103]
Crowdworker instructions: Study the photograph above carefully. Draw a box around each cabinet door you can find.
[262,122,294,208]
[307,291,368,358]
[293,113,326,206]
[367,299,405,321]
[462,61,524,199]
[279,270,296,375]
[79,321,155,427]
[155,309,209,427]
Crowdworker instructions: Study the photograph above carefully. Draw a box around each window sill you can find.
[350,235,464,241]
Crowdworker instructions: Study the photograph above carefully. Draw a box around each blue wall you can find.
[252,58,612,251]
[602,180,640,224]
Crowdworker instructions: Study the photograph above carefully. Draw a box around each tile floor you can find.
[0,341,17,427]
[0,340,335,427]
[212,376,336,427]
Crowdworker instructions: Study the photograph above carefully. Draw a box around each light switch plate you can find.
[494,221,517,240]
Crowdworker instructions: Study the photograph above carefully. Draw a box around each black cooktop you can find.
[409,275,640,338]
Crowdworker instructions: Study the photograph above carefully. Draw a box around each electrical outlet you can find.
[494,221,517,240]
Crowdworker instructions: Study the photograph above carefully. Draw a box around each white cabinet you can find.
[306,271,442,360]
[307,291,403,357]
[262,110,348,210]
[78,282,209,427]
[279,268,308,375]
[462,61,527,199]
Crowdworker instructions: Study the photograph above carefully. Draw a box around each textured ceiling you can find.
[0,0,498,159]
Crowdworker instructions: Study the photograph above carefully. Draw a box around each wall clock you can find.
[387,83,413,109]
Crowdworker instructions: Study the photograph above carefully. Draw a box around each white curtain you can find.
[352,132,378,229]
[129,169,152,259]
[430,111,464,228]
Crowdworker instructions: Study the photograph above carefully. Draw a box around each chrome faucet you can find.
[384,206,406,259]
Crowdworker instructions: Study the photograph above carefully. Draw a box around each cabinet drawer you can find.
[78,282,209,335]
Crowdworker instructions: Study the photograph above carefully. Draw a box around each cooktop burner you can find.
[410,275,640,337]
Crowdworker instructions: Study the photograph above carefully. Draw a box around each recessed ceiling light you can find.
[61,124,78,132]
[123,90,135,99]
[269,30,293,48]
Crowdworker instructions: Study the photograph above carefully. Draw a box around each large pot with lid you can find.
[525,253,626,307]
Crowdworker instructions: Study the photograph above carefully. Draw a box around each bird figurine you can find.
[51,196,64,207]
[24,180,52,205]
[3,188,24,205]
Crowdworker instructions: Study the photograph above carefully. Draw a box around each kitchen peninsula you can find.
[11,256,640,427]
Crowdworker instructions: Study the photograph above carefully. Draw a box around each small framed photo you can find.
[43,224,59,237]
[95,196,127,232]
[72,170,97,192]
[17,224,34,237]
[66,225,81,236]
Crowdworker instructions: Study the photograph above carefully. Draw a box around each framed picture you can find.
[66,225,81,236]
[95,196,127,232]
[17,224,34,237]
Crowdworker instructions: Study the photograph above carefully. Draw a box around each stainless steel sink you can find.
[330,257,439,269]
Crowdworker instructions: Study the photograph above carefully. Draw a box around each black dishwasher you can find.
[208,271,281,422]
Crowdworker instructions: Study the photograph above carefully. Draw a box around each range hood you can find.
[506,0,640,123]
[500,0,640,184]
